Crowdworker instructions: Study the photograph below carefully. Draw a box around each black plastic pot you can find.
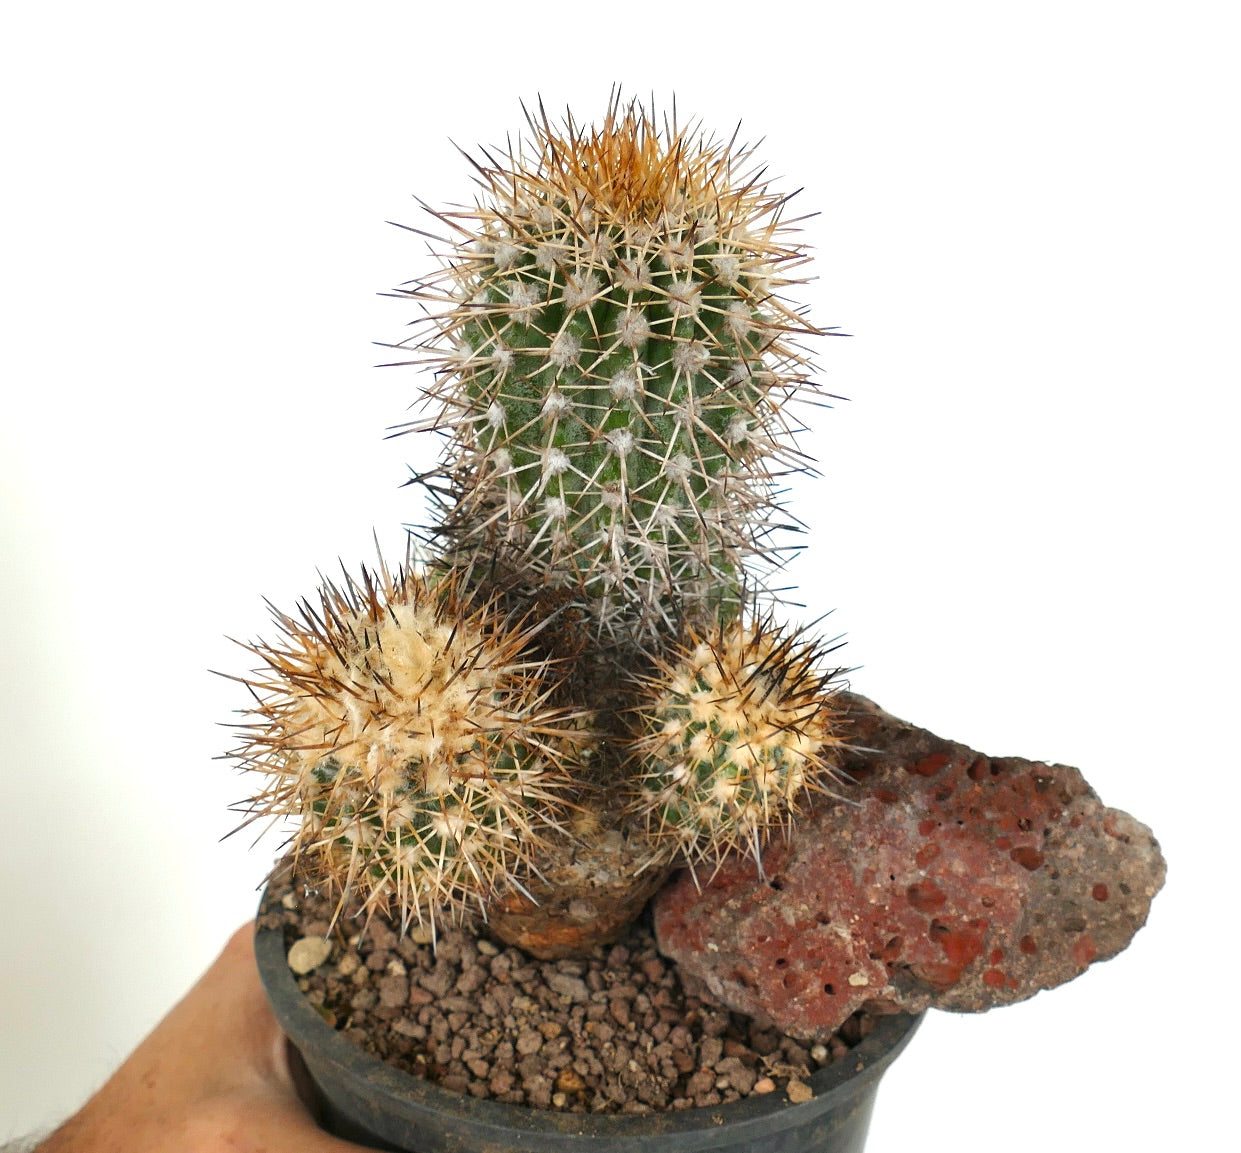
[256,922,921,1153]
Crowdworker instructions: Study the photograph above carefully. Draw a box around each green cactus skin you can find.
[394,99,827,644]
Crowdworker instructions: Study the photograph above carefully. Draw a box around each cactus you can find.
[631,614,846,871]
[393,97,826,646]
[228,559,581,934]
[231,97,847,954]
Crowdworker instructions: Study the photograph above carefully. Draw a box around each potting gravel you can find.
[258,875,876,1116]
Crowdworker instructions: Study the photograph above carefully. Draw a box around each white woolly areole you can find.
[672,340,710,375]
[505,280,540,323]
[563,272,602,311]
[549,332,581,367]
[490,447,513,475]
[625,223,655,248]
[541,390,568,418]
[616,257,650,291]
[536,243,566,272]
[618,309,650,348]
[607,427,635,457]
[667,277,702,317]
[490,344,514,373]
[542,447,570,477]
[726,415,751,445]
[693,217,719,242]
[710,253,741,284]
[663,452,692,483]
[486,401,506,429]
[583,234,614,265]
[543,495,568,520]
[663,236,694,271]
[653,500,683,528]
[725,300,752,340]
[609,366,640,400]
[492,240,521,270]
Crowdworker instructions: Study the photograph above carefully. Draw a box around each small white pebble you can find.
[787,1080,814,1104]
[287,936,332,975]
[337,953,360,977]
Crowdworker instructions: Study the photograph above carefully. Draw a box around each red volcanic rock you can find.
[653,693,1165,1040]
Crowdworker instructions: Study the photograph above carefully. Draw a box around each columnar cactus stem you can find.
[392,97,828,647]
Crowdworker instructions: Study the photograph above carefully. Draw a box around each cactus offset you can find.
[394,98,825,645]
[228,560,581,934]
[231,98,848,955]
[632,614,846,870]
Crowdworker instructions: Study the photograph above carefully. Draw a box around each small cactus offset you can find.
[229,560,581,933]
[231,96,847,952]
[631,614,846,870]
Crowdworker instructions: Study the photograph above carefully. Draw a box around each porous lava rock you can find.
[654,693,1165,1041]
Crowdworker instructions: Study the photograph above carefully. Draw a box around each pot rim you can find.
[255,919,922,1140]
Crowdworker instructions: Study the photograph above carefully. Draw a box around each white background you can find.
[2,1,1236,1148]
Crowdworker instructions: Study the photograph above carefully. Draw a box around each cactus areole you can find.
[229,97,849,958]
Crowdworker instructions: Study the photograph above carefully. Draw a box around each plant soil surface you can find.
[259,872,880,1116]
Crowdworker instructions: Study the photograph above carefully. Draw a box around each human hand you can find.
[39,925,370,1152]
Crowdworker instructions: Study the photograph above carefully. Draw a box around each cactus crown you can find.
[394,96,825,644]
[232,99,847,945]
